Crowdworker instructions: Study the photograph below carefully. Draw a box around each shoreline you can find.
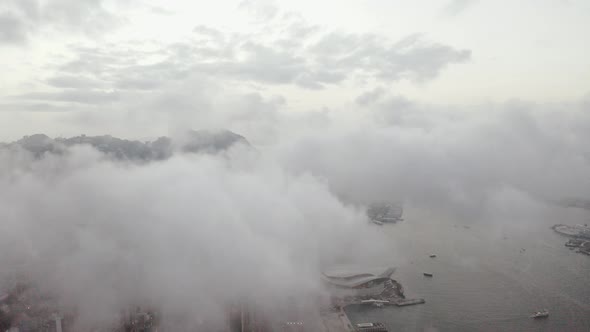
[552,224,590,255]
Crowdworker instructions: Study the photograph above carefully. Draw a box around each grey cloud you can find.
[311,32,471,83]
[114,77,162,91]
[193,25,224,40]
[47,44,182,93]
[384,40,471,82]
[208,42,307,84]
[16,89,120,105]
[188,25,469,87]
[281,14,319,39]
[46,75,106,89]
[0,0,125,44]
[311,32,365,56]
[43,0,124,36]
[112,62,192,91]
[223,93,283,122]
[186,28,469,88]
[10,9,470,109]
[355,87,386,106]
[0,102,68,112]
[278,97,590,222]
[6,5,470,140]
[293,74,325,90]
[197,10,471,88]
[149,5,174,16]
[58,45,141,75]
[443,0,478,16]
[273,13,320,50]
[371,96,436,129]
[238,0,279,21]
[0,12,28,44]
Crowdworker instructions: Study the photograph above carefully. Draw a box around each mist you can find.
[1,0,589,329]
[276,97,590,221]
[0,141,390,329]
[1,95,589,328]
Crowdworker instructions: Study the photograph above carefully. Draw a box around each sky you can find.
[0,0,589,141]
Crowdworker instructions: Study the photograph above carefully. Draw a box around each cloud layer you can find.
[2,94,589,328]
[277,96,590,220]
[0,142,388,329]
[1,1,589,330]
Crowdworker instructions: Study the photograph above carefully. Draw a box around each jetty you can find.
[355,322,388,331]
[394,299,426,306]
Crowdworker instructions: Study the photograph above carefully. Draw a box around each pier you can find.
[355,322,388,332]
[394,298,426,306]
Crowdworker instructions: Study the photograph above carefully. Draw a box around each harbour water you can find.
[346,207,590,331]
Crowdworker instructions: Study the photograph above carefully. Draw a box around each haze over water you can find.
[347,206,590,332]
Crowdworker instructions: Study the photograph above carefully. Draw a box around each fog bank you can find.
[0,143,387,329]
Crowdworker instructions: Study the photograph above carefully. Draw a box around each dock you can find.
[355,322,388,331]
[394,298,425,306]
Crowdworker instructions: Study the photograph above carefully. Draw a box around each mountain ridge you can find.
[1,129,250,161]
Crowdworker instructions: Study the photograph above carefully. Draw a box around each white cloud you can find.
[0,143,387,328]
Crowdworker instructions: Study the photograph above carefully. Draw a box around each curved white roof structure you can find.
[322,267,395,288]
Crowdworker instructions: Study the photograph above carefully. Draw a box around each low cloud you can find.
[0,140,386,329]
[3,93,589,328]
[277,96,590,221]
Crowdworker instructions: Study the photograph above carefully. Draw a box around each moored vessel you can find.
[530,309,549,319]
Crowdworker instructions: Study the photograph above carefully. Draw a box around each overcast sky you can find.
[1,0,589,140]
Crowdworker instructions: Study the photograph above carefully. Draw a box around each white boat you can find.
[530,309,549,318]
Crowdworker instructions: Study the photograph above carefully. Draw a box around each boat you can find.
[371,219,384,226]
[423,273,433,277]
[530,309,549,318]
[429,254,436,258]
